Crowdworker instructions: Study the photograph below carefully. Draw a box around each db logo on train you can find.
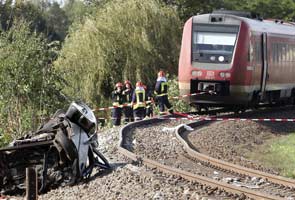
[206,71,215,79]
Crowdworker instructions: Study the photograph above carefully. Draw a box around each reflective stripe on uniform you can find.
[161,82,168,93]
[156,93,167,97]
[134,90,146,109]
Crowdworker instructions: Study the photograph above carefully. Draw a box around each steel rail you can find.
[175,120,295,189]
[118,118,284,200]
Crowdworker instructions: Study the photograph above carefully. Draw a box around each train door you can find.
[260,32,269,100]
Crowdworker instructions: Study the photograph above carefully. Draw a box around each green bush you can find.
[0,20,65,144]
[168,75,191,113]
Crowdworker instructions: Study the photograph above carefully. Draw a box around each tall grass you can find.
[248,133,295,178]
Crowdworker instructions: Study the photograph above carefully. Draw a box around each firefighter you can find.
[143,84,153,118]
[154,70,173,115]
[122,80,134,123]
[132,81,147,121]
[111,82,124,126]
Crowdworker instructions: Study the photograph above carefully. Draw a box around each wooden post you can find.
[26,167,38,200]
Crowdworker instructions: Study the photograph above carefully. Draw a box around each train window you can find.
[276,44,279,63]
[248,42,253,62]
[271,43,275,63]
[290,45,293,62]
[286,44,289,62]
[289,45,293,62]
[292,45,294,62]
[285,45,288,62]
[291,45,294,62]
[290,45,292,62]
[255,43,258,62]
[282,44,286,62]
[278,44,282,63]
[275,43,280,63]
[288,45,292,62]
[192,32,237,63]
[191,24,239,63]
[289,44,293,62]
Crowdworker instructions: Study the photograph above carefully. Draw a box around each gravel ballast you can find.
[39,123,225,200]
[7,107,295,199]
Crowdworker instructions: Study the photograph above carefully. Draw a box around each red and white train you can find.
[178,10,295,109]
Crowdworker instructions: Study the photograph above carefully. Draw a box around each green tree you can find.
[45,2,69,41]
[244,0,295,21]
[162,0,295,22]
[0,0,72,42]
[55,0,181,108]
[64,0,95,24]
[0,0,47,33]
[0,20,65,140]
[174,0,224,21]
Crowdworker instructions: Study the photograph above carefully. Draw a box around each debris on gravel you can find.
[38,122,230,200]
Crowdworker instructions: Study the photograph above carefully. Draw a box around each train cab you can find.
[179,10,295,108]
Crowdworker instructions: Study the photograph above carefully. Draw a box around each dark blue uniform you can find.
[154,77,173,115]
[145,86,154,117]
[111,89,124,126]
[122,87,134,123]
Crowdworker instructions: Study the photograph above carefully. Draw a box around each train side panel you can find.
[230,21,253,93]
[266,34,295,97]
[178,17,193,96]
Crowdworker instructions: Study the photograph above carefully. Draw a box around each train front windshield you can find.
[192,24,239,63]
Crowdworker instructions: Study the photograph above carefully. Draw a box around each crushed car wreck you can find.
[0,101,110,195]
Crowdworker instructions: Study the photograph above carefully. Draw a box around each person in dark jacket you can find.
[111,82,124,126]
[132,81,147,121]
[154,70,173,115]
[143,84,154,118]
[122,80,134,123]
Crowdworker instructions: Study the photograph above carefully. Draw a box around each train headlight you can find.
[218,56,225,62]
[210,56,216,61]
[192,70,202,77]
[219,72,231,78]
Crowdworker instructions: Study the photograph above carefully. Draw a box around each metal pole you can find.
[26,167,38,200]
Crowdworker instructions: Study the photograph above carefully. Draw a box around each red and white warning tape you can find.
[93,92,201,112]
[97,116,295,122]
[158,116,295,122]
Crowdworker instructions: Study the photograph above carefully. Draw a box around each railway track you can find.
[118,112,295,199]
[177,120,295,198]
